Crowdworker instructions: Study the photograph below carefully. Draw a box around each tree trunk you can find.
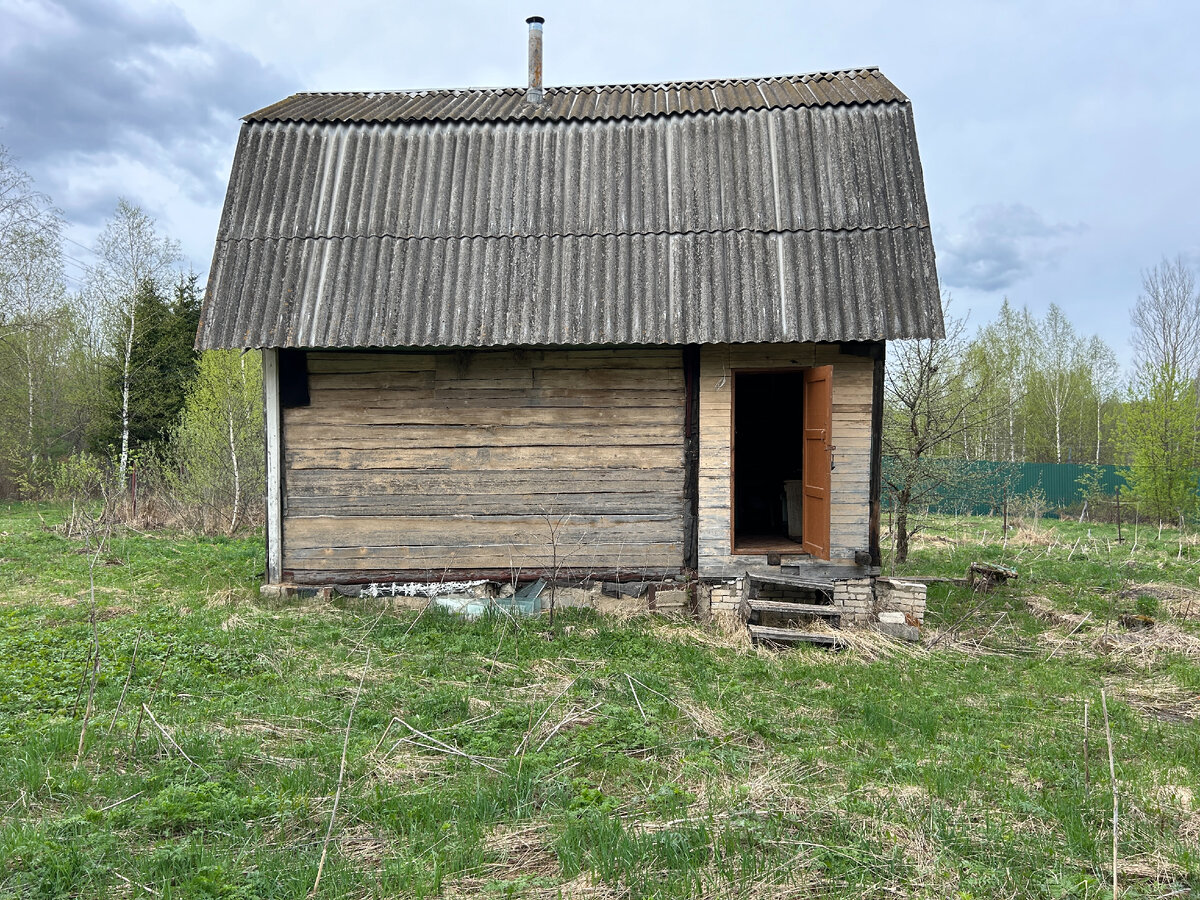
[227,409,241,535]
[1008,386,1016,462]
[118,309,135,479]
[894,490,912,564]
[26,345,35,479]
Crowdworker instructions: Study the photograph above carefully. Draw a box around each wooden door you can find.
[801,365,833,559]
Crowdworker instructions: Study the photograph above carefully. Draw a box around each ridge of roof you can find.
[245,68,904,125]
[274,67,883,98]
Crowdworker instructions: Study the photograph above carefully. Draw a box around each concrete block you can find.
[875,621,921,642]
[653,589,689,613]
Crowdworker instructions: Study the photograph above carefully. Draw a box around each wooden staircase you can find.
[744,575,844,648]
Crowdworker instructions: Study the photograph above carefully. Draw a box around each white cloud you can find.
[0,0,287,243]
[937,204,1082,293]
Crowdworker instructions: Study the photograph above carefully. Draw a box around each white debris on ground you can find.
[359,580,488,599]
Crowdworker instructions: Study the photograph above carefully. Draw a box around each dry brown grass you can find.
[1025,595,1087,628]
[1110,678,1200,724]
[909,532,959,548]
[442,872,623,899]
[1121,581,1200,619]
[442,823,625,899]
[368,745,452,786]
[650,618,752,652]
[1004,524,1059,547]
[1095,620,1200,664]
[1114,854,1190,883]
[338,823,395,873]
[481,822,560,877]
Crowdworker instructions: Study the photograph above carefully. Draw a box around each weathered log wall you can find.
[281,349,687,581]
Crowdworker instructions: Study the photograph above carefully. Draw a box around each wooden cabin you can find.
[197,65,943,622]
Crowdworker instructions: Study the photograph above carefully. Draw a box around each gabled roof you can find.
[197,69,943,350]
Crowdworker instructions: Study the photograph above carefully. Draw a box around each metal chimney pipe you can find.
[526,16,544,104]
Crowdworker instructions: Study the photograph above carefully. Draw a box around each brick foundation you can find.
[706,575,927,628]
[832,577,874,624]
[873,578,927,624]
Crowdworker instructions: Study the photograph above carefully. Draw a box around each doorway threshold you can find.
[732,535,810,556]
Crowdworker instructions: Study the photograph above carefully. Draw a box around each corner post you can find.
[868,341,885,568]
[263,348,283,583]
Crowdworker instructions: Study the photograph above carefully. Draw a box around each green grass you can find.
[0,502,1197,898]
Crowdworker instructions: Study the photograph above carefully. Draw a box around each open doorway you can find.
[732,371,806,552]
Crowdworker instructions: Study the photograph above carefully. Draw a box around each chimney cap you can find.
[526,15,544,25]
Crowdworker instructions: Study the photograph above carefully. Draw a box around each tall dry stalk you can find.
[1100,688,1118,898]
[74,521,110,766]
[310,649,370,897]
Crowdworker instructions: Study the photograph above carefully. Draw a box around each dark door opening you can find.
[733,371,806,552]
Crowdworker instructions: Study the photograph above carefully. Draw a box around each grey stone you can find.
[653,589,689,611]
[875,621,921,642]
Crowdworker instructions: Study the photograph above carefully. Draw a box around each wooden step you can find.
[748,600,841,618]
[748,573,834,594]
[747,624,844,646]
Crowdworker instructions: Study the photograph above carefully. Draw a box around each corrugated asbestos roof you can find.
[199,69,943,350]
[246,69,905,125]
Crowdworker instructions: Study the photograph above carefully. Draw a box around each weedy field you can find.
[0,503,1197,899]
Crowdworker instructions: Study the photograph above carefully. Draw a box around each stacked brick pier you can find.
[705,576,927,634]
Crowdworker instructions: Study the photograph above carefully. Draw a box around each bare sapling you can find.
[537,509,589,628]
[74,519,111,767]
[141,703,208,775]
[1100,689,1118,898]
[1082,699,1089,798]
[540,511,566,627]
[105,632,141,738]
[310,649,370,897]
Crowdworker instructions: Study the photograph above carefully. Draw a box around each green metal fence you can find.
[995,462,1127,507]
[882,460,1130,516]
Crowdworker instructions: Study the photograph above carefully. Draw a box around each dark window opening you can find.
[733,371,806,551]
[279,349,310,408]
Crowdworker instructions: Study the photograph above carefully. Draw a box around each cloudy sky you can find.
[1,0,1196,366]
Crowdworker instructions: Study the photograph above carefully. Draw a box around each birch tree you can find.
[0,145,59,346]
[89,200,180,479]
[964,300,1035,461]
[1021,305,1118,464]
[1131,258,1200,380]
[1119,258,1200,520]
[171,350,264,534]
[0,225,67,484]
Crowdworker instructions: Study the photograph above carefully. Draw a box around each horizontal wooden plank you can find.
[701,560,867,579]
[303,388,685,408]
[529,369,681,390]
[286,542,684,572]
[308,349,683,374]
[750,600,843,621]
[833,403,874,416]
[435,357,681,380]
[284,513,684,550]
[286,445,685,471]
[284,423,684,451]
[748,625,844,646]
[286,566,683,584]
[285,404,686,427]
[309,371,437,391]
[287,468,685,497]
[286,492,687,517]
[306,353,437,373]
[312,367,680,393]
